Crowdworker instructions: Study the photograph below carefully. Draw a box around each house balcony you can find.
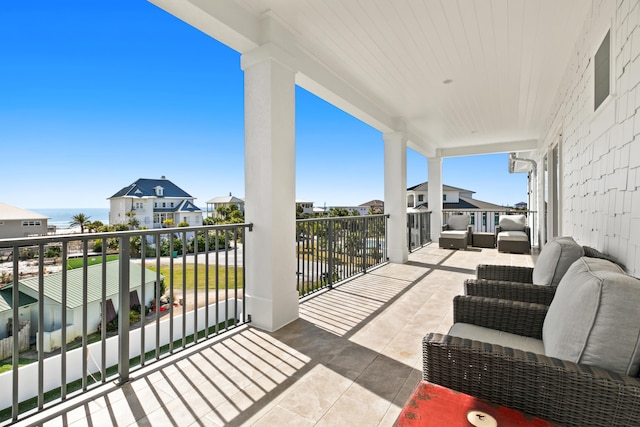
[4,239,534,427]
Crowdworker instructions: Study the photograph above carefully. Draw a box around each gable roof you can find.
[359,200,384,208]
[406,182,475,194]
[109,178,194,199]
[0,288,37,313]
[414,196,508,211]
[0,203,48,221]
[206,195,244,204]
[9,261,159,310]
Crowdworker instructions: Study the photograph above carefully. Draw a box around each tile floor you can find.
[16,244,534,427]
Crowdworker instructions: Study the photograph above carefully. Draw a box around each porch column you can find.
[241,44,299,331]
[384,131,408,263]
[428,156,443,241]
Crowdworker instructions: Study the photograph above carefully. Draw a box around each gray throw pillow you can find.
[532,237,584,287]
[543,257,640,376]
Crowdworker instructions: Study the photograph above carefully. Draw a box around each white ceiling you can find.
[150,0,592,158]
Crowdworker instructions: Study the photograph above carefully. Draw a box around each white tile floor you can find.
[17,244,534,427]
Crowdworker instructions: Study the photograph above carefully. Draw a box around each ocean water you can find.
[29,208,110,229]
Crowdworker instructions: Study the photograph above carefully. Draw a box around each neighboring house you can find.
[296,200,314,215]
[0,203,49,239]
[109,176,202,228]
[7,260,159,351]
[407,182,513,233]
[360,200,384,213]
[329,205,370,216]
[206,193,245,218]
[0,288,37,339]
[515,201,528,210]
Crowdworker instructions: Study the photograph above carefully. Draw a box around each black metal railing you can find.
[296,215,388,298]
[407,212,431,251]
[0,223,250,424]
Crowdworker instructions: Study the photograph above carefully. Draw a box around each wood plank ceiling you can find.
[155,0,593,157]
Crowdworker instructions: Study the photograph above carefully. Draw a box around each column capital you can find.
[241,42,298,73]
[383,131,408,143]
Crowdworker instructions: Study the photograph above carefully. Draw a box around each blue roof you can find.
[109,178,193,199]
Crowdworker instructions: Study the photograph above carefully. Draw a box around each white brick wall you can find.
[540,0,640,277]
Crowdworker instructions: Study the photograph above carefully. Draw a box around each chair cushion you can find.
[447,215,470,230]
[532,237,584,287]
[449,323,545,354]
[497,231,529,241]
[543,257,640,376]
[498,214,526,231]
[440,230,467,240]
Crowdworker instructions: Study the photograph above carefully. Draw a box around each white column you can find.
[241,44,299,331]
[428,157,443,241]
[384,132,408,263]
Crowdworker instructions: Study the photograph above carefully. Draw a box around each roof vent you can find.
[161,175,166,179]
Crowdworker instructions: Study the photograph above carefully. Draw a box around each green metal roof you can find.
[14,261,159,310]
[0,288,37,312]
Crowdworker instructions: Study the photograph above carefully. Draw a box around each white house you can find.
[206,193,245,218]
[0,203,49,239]
[407,182,512,233]
[8,260,159,351]
[109,176,202,228]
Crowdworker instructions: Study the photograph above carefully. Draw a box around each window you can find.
[135,202,143,209]
[170,202,174,208]
[22,221,41,227]
[154,203,158,208]
[443,195,447,201]
[418,195,424,202]
[155,186,164,196]
[594,30,610,111]
[162,202,166,208]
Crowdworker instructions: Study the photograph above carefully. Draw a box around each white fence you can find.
[0,299,241,411]
[0,321,30,361]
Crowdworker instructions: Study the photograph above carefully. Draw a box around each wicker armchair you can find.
[464,237,584,305]
[423,296,640,427]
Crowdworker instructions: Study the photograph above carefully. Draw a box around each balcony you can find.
[4,238,533,426]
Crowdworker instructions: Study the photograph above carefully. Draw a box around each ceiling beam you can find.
[438,139,538,158]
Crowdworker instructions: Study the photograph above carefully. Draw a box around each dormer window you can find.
[154,186,164,197]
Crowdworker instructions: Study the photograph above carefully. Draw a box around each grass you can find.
[150,264,243,291]
[0,358,33,374]
[67,254,119,270]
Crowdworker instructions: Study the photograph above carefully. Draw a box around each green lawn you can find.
[67,254,119,270]
[150,264,243,291]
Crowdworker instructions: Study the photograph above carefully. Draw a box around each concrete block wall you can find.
[541,0,640,276]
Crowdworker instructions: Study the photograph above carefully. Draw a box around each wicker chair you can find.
[495,214,531,253]
[464,236,584,305]
[439,214,472,249]
[424,258,640,427]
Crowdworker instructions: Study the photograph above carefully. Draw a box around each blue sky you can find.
[1,1,527,209]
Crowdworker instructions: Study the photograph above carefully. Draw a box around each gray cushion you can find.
[543,257,640,376]
[447,215,470,230]
[449,323,545,354]
[532,237,584,287]
[497,231,529,241]
[498,214,526,231]
[440,230,467,240]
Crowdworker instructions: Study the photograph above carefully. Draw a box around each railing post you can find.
[118,235,131,384]
[328,219,334,289]
[362,216,368,273]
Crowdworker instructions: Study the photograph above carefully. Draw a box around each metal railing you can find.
[407,212,431,252]
[0,223,250,424]
[296,215,388,298]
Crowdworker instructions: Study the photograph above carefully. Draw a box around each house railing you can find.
[0,223,251,424]
[296,215,388,298]
[407,212,431,252]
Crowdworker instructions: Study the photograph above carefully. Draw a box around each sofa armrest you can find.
[423,333,640,427]
[452,295,547,338]
[476,264,534,282]
[464,279,556,305]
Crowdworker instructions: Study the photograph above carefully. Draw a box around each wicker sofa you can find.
[424,257,640,427]
[464,236,584,305]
